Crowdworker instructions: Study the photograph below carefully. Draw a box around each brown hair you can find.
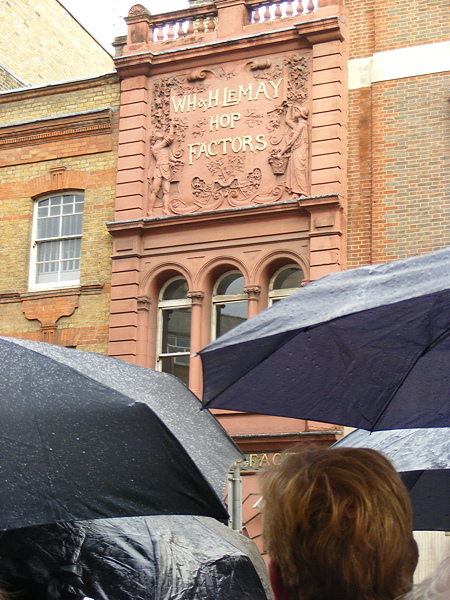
[260,446,417,600]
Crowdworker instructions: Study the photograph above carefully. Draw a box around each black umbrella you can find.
[0,515,272,600]
[200,247,450,431]
[332,427,450,531]
[0,336,242,531]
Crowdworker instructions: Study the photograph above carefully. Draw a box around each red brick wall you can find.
[346,0,450,267]
[371,73,449,262]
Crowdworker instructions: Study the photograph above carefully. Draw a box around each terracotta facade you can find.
[109,0,348,549]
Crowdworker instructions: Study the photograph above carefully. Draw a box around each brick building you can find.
[346,0,449,266]
[0,0,114,90]
[0,0,448,576]
[107,0,449,564]
[0,0,118,353]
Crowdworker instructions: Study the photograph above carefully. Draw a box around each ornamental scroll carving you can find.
[146,53,310,217]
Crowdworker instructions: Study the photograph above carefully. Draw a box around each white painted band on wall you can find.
[348,41,450,90]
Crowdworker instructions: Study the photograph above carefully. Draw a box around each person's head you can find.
[260,445,418,600]
[151,130,164,142]
[299,106,308,119]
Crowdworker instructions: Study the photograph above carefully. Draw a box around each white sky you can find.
[60,0,189,53]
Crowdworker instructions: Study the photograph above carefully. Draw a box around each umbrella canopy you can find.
[0,336,242,531]
[0,515,272,600]
[332,428,450,531]
[200,247,450,431]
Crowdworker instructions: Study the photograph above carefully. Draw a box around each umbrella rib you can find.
[371,327,450,430]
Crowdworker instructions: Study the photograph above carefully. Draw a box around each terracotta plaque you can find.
[147,51,311,217]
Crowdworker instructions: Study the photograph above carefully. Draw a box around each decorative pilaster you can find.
[187,291,205,398]
[244,284,261,318]
[136,295,152,367]
[137,295,151,311]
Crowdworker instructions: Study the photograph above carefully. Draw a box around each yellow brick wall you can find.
[0,74,120,354]
[1,0,114,87]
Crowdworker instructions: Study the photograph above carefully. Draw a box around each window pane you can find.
[160,356,189,386]
[61,213,83,237]
[49,197,62,216]
[37,240,60,262]
[37,216,60,239]
[37,260,59,274]
[216,301,247,338]
[273,266,303,290]
[163,279,188,300]
[74,195,84,212]
[37,200,49,218]
[160,306,191,385]
[60,262,80,281]
[161,307,191,354]
[216,272,244,295]
[61,238,81,259]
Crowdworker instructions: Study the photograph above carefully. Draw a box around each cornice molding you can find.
[107,194,344,235]
[0,108,114,150]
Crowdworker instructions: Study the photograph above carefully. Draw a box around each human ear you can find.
[269,560,292,600]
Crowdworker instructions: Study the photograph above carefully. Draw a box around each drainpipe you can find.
[227,463,242,532]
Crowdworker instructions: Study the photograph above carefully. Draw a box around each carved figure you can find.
[280,105,309,198]
[147,124,176,216]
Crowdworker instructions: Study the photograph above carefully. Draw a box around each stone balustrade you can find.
[120,0,342,49]
[248,0,318,23]
[149,6,218,43]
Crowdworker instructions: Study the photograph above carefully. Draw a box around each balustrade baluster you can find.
[149,0,321,44]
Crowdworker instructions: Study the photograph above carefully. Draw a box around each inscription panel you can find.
[147,51,312,217]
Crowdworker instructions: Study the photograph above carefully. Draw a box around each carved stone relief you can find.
[146,52,310,217]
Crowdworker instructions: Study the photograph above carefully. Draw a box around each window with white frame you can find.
[212,271,247,340]
[29,193,84,289]
[269,264,304,305]
[157,277,192,385]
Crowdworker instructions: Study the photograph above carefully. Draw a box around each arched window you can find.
[29,193,84,289]
[269,264,304,305]
[156,277,191,385]
[212,271,247,339]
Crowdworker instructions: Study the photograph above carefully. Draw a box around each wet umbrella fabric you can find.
[0,337,242,531]
[200,247,450,431]
[332,427,450,531]
[0,515,272,600]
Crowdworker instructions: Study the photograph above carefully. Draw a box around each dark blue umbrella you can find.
[332,427,450,531]
[200,247,450,431]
